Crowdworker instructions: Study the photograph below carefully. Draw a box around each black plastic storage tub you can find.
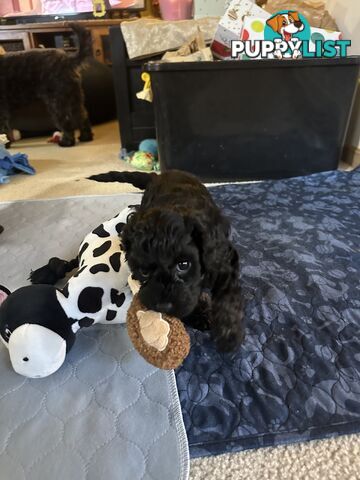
[145,57,360,181]
[110,26,159,152]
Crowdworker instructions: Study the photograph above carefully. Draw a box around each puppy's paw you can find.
[79,130,94,142]
[58,136,75,147]
[211,296,245,352]
[29,257,72,284]
[213,323,244,353]
[29,264,59,285]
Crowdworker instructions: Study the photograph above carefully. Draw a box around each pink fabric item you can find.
[0,0,16,16]
[41,0,138,14]
[75,0,93,13]
[109,0,137,7]
[159,0,193,21]
[42,0,77,14]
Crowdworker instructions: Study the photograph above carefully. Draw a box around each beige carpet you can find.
[1,121,359,479]
[0,121,140,202]
[190,434,360,480]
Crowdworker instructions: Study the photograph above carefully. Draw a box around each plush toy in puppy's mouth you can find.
[127,293,190,370]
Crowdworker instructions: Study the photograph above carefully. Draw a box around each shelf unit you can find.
[0,19,137,64]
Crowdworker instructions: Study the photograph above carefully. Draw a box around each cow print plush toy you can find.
[0,207,134,378]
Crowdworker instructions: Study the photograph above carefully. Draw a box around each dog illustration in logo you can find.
[266,11,304,59]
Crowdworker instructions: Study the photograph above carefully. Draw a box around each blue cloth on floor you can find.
[175,167,360,458]
[0,168,10,184]
[0,145,35,184]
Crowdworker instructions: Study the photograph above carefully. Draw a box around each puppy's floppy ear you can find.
[121,210,139,254]
[185,216,244,351]
[185,212,231,253]
[126,211,136,223]
[184,214,227,283]
[184,216,207,258]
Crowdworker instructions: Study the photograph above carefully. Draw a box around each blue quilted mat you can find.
[176,168,360,458]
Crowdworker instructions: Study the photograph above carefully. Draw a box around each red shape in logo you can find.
[242,29,249,41]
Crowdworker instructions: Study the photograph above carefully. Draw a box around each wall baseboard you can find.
[343,145,360,167]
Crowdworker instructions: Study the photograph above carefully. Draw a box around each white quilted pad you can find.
[0,194,190,480]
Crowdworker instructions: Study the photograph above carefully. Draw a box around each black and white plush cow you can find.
[58,206,134,331]
[0,206,135,378]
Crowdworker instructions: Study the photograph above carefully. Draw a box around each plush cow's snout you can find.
[8,324,66,378]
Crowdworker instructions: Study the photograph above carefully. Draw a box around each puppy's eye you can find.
[176,261,191,273]
[139,268,150,278]
[282,20,287,25]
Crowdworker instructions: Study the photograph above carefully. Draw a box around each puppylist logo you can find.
[232,10,351,59]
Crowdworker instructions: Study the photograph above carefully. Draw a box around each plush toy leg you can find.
[29,257,79,285]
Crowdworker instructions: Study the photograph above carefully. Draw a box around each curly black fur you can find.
[91,170,245,352]
[0,23,93,147]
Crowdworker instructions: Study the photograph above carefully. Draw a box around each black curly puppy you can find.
[0,23,93,147]
[89,170,245,352]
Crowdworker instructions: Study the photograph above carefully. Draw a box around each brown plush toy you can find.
[127,292,190,370]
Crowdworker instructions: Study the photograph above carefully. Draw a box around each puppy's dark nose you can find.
[156,302,173,314]
[294,21,302,28]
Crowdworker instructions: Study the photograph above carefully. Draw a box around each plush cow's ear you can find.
[0,285,11,306]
